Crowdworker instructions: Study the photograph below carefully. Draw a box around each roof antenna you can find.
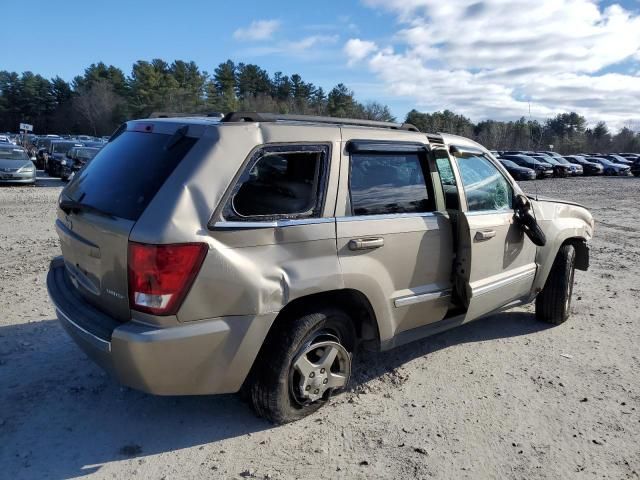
[529,101,539,201]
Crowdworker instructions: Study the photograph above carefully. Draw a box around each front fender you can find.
[530,199,594,292]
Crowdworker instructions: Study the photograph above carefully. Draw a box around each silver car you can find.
[0,146,36,184]
[47,113,593,423]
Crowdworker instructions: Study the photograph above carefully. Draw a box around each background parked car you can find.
[530,155,573,177]
[563,155,603,175]
[501,154,554,178]
[537,151,564,160]
[553,156,583,175]
[0,145,36,184]
[630,157,640,177]
[60,146,100,181]
[35,138,59,170]
[46,141,83,177]
[498,159,536,180]
[600,154,633,166]
[586,157,631,176]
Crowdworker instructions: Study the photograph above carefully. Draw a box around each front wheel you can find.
[249,308,355,424]
[535,244,576,325]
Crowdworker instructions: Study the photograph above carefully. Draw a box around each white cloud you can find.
[288,35,339,53]
[233,19,280,41]
[238,35,339,58]
[344,39,378,65]
[349,0,640,129]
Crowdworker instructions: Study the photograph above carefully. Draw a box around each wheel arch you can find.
[533,234,589,293]
[564,237,589,271]
[240,288,380,395]
[271,288,380,349]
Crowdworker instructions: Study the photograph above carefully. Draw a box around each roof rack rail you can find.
[221,112,420,132]
[425,133,444,145]
[148,111,224,119]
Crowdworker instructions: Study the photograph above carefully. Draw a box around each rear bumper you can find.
[47,257,277,395]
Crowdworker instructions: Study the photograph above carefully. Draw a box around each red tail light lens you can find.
[128,242,208,315]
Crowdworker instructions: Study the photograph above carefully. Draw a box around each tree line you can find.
[0,59,394,136]
[1,59,639,153]
[406,110,640,154]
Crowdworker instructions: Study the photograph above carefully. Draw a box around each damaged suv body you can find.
[47,113,593,423]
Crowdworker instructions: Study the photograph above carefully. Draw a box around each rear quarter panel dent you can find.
[178,237,344,322]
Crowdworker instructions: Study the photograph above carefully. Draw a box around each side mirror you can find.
[513,194,546,246]
[514,193,530,212]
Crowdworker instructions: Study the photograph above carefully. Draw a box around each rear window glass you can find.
[64,131,196,221]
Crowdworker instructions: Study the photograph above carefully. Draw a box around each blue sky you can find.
[2,0,640,127]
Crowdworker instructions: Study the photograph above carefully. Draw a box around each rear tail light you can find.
[128,242,208,315]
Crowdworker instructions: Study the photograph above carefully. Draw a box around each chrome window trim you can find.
[472,266,537,297]
[336,211,444,222]
[465,208,514,217]
[394,288,452,308]
[212,217,335,230]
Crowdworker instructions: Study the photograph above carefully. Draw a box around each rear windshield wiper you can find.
[59,198,114,218]
[164,125,189,150]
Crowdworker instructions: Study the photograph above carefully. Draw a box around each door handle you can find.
[474,230,496,242]
[349,237,384,251]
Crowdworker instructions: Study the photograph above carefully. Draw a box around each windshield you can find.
[52,142,79,154]
[0,148,29,161]
[82,141,104,148]
[500,160,518,168]
[518,156,541,165]
[537,156,558,165]
[76,148,98,160]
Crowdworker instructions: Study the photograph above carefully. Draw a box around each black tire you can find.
[535,244,576,325]
[249,308,355,424]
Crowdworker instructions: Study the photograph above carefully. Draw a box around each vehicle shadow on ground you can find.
[0,310,549,479]
[351,310,552,386]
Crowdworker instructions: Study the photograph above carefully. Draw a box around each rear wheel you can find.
[535,244,576,325]
[249,308,355,424]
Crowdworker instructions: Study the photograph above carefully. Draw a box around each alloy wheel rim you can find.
[290,333,351,405]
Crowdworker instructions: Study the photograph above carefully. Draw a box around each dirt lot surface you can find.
[1,174,639,479]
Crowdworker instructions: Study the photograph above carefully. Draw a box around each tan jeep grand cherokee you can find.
[47,112,593,423]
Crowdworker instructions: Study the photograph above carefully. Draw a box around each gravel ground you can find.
[0,174,639,479]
